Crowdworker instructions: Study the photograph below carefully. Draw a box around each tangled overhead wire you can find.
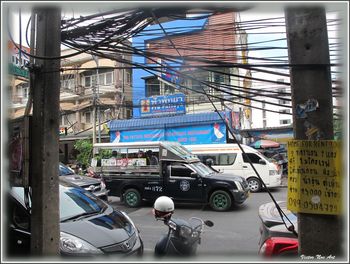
[8,6,342,116]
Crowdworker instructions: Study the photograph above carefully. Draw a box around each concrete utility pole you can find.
[94,56,101,143]
[31,7,61,255]
[285,7,342,256]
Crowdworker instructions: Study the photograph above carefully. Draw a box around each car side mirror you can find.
[259,159,267,165]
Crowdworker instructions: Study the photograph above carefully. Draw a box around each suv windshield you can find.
[188,162,215,176]
[164,142,199,160]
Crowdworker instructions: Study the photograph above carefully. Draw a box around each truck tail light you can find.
[259,237,298,256]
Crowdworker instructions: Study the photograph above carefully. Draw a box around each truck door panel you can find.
[166,164,203,202]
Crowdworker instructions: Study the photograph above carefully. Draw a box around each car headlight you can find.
[60,232,102,254]
[234,181,243,191]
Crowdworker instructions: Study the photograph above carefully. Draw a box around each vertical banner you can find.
[287,140,342,215]
[231,111,241,130]
[161,61,180,85]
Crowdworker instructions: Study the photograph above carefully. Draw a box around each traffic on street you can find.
[107,187,289,261]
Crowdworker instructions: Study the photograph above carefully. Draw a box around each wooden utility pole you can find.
[285,7,343,256]
[31,7,61,255]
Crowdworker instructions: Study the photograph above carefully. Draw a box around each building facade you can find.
[7,41,133,163]
[118,11,251,144]
[251,78,293,129]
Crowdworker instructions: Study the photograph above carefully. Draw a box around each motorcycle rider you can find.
[152,196,214,257]
[153,196,175,256]
[153,196,174,221]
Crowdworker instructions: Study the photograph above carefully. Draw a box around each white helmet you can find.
[153,196,174,219]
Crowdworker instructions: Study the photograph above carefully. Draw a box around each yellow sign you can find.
[287,140,342,215]
[244,108,251,119]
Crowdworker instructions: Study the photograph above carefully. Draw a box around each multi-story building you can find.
[133,12,250,123]
[106,12,252,145]
[7,41,133,163]
[251,78,292,129]
[58,49,132,134]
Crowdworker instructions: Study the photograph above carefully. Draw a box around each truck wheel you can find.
[124,188,141,207]
[247,177,261,193]
[209,190,232,211]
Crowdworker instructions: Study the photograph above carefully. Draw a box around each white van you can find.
[184,144,282,192]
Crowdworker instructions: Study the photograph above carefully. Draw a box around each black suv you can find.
[59,163,109,201]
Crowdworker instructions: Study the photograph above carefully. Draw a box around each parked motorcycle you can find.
[152,196,214,256]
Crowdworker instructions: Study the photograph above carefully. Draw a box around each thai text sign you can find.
[166,123,226,144]
[110,123,226,145]
[287,140,342,215]
[140,93,186,117]
[8,41,30,78]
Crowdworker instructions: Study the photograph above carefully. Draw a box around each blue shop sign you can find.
[140,93,186,118]
[111,129,165,143]
[110,123,226,145]
[166,123,226,145]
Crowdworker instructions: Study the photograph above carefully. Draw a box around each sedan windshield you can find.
[11,184,108,222]
[60,185,107,221]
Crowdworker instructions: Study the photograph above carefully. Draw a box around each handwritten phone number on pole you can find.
[287,140,342,215]
[288,198,339,214]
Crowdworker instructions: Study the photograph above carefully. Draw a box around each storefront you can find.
[108,111,239,145]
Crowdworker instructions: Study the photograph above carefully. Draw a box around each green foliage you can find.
[74,139,93,168]
[95,149,113,160]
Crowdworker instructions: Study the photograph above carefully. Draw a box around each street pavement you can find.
[109,184,289,262]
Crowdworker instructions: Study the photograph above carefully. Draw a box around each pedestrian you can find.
[137,150,145,158]
[146,150,158,165]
